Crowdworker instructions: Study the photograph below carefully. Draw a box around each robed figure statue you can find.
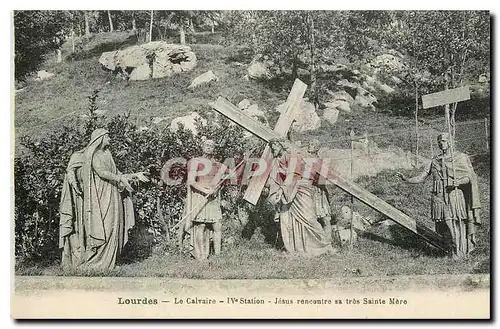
[59,128,148,270]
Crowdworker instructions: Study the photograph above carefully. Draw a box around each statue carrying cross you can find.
[210,79,450,253]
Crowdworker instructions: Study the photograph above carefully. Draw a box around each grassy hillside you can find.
[15,34,288,140]
[14,32,491,278]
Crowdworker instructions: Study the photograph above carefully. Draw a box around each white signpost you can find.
[421,86,471,110]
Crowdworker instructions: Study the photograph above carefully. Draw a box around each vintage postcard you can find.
[12,9,491,319]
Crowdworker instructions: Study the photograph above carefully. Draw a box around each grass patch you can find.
[15,234,489,279]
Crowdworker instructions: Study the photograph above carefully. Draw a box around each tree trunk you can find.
[149,10,154,43]
[309,13,317,105]
[251,32,257,52]
[131,12,137,31]
[84,11,91,37]
[107,10,114,32]
[189,17,195,33]
[71,28,75,53]
[291,52,298,81]
[179,23,186,45]
[414,82,419,166]
[157,26,163,40]
[211,18,215,33]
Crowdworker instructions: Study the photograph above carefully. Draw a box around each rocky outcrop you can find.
[324,90,354,113]
[247,55,279,80]
[188,70,218,89]
[322,107,339,125]
[238,99,269,137]
[354,86,377,111]
[35,70,55,81]
[370,53,405,73]
[276,100,321,133]
[168,112,207,135]
[99,42,197,81]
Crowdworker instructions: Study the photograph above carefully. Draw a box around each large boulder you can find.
[362,74,396,94]
[243,104,267,123]
[129,63,152,81]
[338,205,372,231]
[324,90,354,113]
[372,53,405,72]
[322,107,339,125]
[479,73,489,83]
[337,79,362,92]
[247,55,279,80]
[188,70,218,89]
[35,70,55,81]
[238,99,252,110]
[354,87,377,111]
[99,42,197,81]
[328,90,354,103]
[276,100,321,133]
[169,112,207,135]
[378,83,395,94]
[238,101,269,137]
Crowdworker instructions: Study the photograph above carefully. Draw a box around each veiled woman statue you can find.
[59,128,148,270]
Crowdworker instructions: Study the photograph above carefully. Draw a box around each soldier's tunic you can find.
[184,158,229,260]
[415,152,482,256]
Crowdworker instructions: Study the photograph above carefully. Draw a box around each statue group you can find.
[59,128,481,270]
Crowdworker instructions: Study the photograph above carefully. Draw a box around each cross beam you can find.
[243,79,307,205]
[211,97,449,252]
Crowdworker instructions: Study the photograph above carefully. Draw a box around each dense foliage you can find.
[14,11,70,80]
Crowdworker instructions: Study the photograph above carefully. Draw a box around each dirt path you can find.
[14,273,489,293]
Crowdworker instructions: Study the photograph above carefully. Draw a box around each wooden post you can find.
[429,133,434,158]
[107,10,114,33]
[71,29,75,53]
[149,10,154,43]
[157,197,169,242]
[484,117,489,152]
[180,23,186,45]
[415,83,419,167]
[84,11,91,37]
[132,12,137,32]
[349,130,355,248]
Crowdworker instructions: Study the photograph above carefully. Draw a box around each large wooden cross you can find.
[211,79,449,252]
[243,79,307,205]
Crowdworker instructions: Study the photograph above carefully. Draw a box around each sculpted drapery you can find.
[267,148,334,256]
[59,129,136,270]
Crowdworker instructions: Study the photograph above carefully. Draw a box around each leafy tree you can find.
[384,11,490,137]
[14,10,71,81]
[225,11,389,99]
